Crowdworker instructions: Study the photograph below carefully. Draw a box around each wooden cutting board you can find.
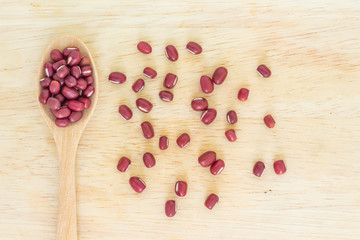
[1,1,360,239]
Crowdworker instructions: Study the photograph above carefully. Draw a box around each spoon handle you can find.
[56,136,79,240]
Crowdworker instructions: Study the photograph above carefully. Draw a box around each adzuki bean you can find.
[225,129,237,142]
[56,65,69,79]
[264,114,276,128]
[81,66,92,77]
[67,50,81,66]
[79,57,91,67]
[68,111,83,123]
[49,80,61,95]
[176,133,190,148]
[61,86,79,100]
[205,193,219,210]
[253,161,265,177]
[198,151,216,167]
[238,88,249,101]
[163,73,178,89]
[159,136,169,150]
[75,78,88,91]
[44,62,54,77]
[141,121,154,139]
[165,45,178,61]
[50,49,63,62]
[47,97,61,110]
[210,159,225,175]
[65,75,77,87]
[62,47,78,57]
[136,98,153,113]
[83,85,95,98]
[191,97,208,111]
[117,157,131,172]
[165,200,176,217]
[52,107,71,119]
[118,105,133,120]
[137,41,152,54]
[175,181,187,197]
[40,77,51,88]
[70,66,81,79]
[109,72,126,84]
[143,152,156,168]
[55,118,69,127]
[68,100,84,112]
[129,177,146,193]
[143,67,157,79]
[53,59,66,71]
[159,91,174,102]
[226,110,237,124]
[257,64,271,78]
[200,75,214,94]
[212,67,227,85]
[39,89,50,104]
[201,108,217,125]
[186,41,202,55]
[132,78,145,93]
[77,97,91,109]
[273,160,286,175]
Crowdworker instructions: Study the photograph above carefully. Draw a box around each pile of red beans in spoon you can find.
[112,41,287,217]
[39,47,95,127]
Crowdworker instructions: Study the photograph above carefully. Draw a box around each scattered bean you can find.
[159,90,174,102]
[137,41,152,54]
[205,193,219,210]
[210,160,225,175]
[198,151,216,167]
[141,121,154,139]
[238,88,249,101]
[264,114,276,128]
[165,45,178,61]
[200,75,214,94]
[143,67,157,79]
[117,157,131,172]
[186,41,202,55]
[109,72,126,84]
[175,181,187,197]
[212,67,227,85]
[253,161,265,177]
[132,78,145,93]
[129,176,146,193]
[163,73,178,89]
[143,152,156,168]
[136,98,153,113]
[225,129,237,142]
[159,136,169,150]
[118,105,133,120]
[273,160,286,175]
[257,64,271,78]
[165,200,176,217]
[191,97,208,111]
[176,133,190,148]
[201,108,217,125]
[226,110,237,124]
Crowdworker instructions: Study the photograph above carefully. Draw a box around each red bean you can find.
[132,78,145,93]
[67,50,82,66]
[39,89,50,104]
[141,121,154,139]
[77,97,91,109]
[53,59,66,71]
[52,107,71,119]
[129,176,146,193]
[136,98,153,113]
[44,61,54,77]
[186,41,202,55]
[70,66,81,79]
[53,73,64,82]
[117,157,131,172]
[68,111,83,123]
[55,93,65,103]
[81,66,92,77]
[143,67,157,79]
[159,91,173,102]
[163,73,178,89]
[200,76,214,94]
[118,105,133,120]
[62,47,78,57]
[273,160,286,175]
[83,85,95,98]
[40,77,51,88]
[212,67,228,85]
[226,110,237,124]
[50,49,63,62]
[79,57,91,67]
[159,136,169,150]
[61,86,79,100]
[264,114,276,128]
[175,181,187,197]
[109,72,126,84]
[191,97,208,111]
[62,100,69,107]
[165,45,178,61]
[165,200,176,217]
[137,41,152,54]
[257,64,271,78]
[47,97,61,110]
[143,152,156,168]
[205,193,219,210]
[75,78,88,91]
[210,160,225,175]
[198,151,216,167]
[176,133,190,148]
[49,80,61,95]
[86,76,94,85]
[65,75,77,87]
[68,100,84,112]
[225,129,237,142]
[55,118,70,127]
[238,88,249,101]
[201,108,217,125]
[253,161,265,177]
[56,65,69,79]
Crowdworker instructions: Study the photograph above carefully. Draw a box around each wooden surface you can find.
[1,1,360,239]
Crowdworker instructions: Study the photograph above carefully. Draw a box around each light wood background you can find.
[1,1,360,239]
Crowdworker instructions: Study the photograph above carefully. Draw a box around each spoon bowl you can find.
[37,35,98,240]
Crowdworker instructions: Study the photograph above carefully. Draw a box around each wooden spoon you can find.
[36,35,98,240]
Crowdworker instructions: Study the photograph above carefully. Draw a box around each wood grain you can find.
[0,1,360,239]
